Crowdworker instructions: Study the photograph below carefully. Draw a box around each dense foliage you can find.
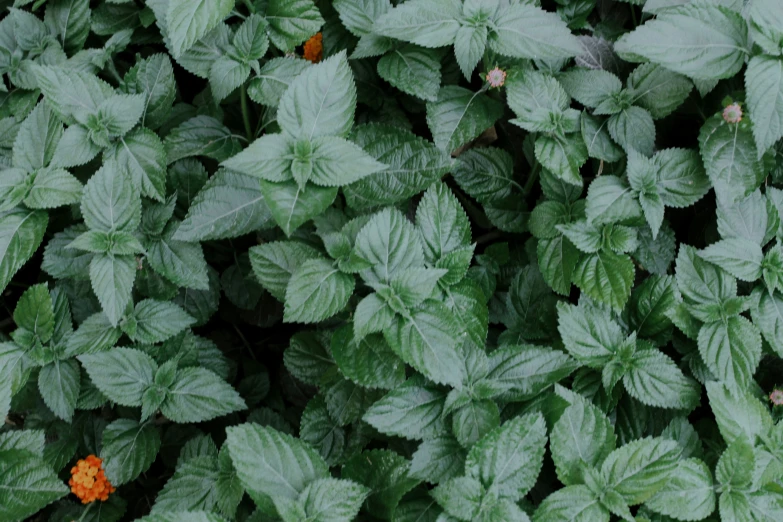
[2,0,783,521]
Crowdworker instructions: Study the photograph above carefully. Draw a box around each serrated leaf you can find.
[38,358,80,422]
[166,0,234,57]
[465,412,547,501]
[106,128,168,202]
[533,485,608,522]
[174,170,273,241]
[387,300,466,388]
[44,0,90,54]
[12,101,62,173]
[363,376,447,440]
[160,367,245,423]
[284,258,354,323]
[551,394,616,486]
[342,449,420,520]
[79,347,157,407]
[0,449,69,521]
[225,424,328,513]
[409,436,466,484]
[377,44,441,101]
[572,250,635,311]
[101,419,160,485]
[332,326,405,390]
[699,114,763,204]
[165,116,242,164]
[426,85,504,153]
[698,238,763,281]
[488,3,581,60]
[601,437,680,506]
[89,253,136,327]
[0,209,48,294]
[265,0,324,52]
[614,3,748,81]
[486,344,577,401]
[147,221,210,291]
[697,316,761,396]
[259,180,338,236]
[624,348,700,409]
[247,57,311,107]
[131,299,195,343]
[373,0,461,48]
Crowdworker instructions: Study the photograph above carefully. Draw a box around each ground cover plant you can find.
[2,0,783,521]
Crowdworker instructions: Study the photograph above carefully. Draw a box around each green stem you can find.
[522,163,541,196]
[630,5,638,27]
[240,84,253,142]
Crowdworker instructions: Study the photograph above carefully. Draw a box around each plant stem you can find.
[630,5,638,27]
[240,84,253,142]
[522,163,541,196]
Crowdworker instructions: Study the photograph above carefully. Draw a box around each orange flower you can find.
[69,455,116,504]
[303,33,323,63]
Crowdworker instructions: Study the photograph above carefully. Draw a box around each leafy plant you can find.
[2,0,783,521]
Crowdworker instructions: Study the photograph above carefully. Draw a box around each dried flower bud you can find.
[722,102,742,124]
[485,67,506,88]
[303,33,323,64]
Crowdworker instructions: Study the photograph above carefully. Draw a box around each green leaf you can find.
[247,57,311,107]
[0,449,69,521]
[558,69,622,109]
[33,66,113,124]
[65,312,122,357]
[131,299,195,343]
[533,485,608,522]
[627,63,692,119]
[332,326,405,390]
[698,113,763,204]
[488,3,582,60]
[147,222,210,291]
[291,477,370,522]
[644,458,716,521]
[486,344,577,401]
[452,399,499,448]
[534,133,588,187]
[284,258,354,323]
[409,436,466,484]
[752,290,783,358]
[676,244,736,307]
[746,55,783,158]
[601,437,680,506]
[249,240,321,301]
[373,0,461,48]
[12,101,62,173]
[654,148,711,208]
[345,124,454,210]
[90,253,136,327]
[308,135,388,187]
[377,44,441,101]
[174,170,273,241]
[705,381,772,445]
[431,476,484,521]
[278,51,355,140]
[105,129,168,202]
[717,437,755,490]
[572,250,635,312]
[334,0,391,37]
[165,116,242,164]
[551,394,616,486]
[221,133,294,183]
[342,449,420,520]
[209,56,251,102]
[13,283,53,343]
[581,113,624,163]
[537,236,581,296]
[160,367,246,423]
[225,424,328,513]
[101,419,160,485]
[50,125,102,168]
[387,300,466,388]
[426,85,504,153]
[585,176,642,225]
[465,412,547,501]
[79,347,157,407]
[415,181,471,264]
[44,0,91,54]
[697,316,761,395]
[138,511,230,522]
[355,208,424,285]
[128,54,177,130]
[24,167,83,209]
[614,2,748,81]
[608,106,656,157]
[81,163,141,233]
[299,395,345,465]
[623,348,700,410]
[265,0,324,52]
[38,358,80,422]
[363,376,447,440]
[557,301,623,367]
[749,0,783,56]
[453,25,486,80]
[166,0,234,57]
[233,13,269,62]
[452,147,518,204]
[0,209,48,294]
[698,238,763,281]
[259,180,338,236]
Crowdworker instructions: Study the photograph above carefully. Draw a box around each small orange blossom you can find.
[69,455,116,504]
[303,33,323,63]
